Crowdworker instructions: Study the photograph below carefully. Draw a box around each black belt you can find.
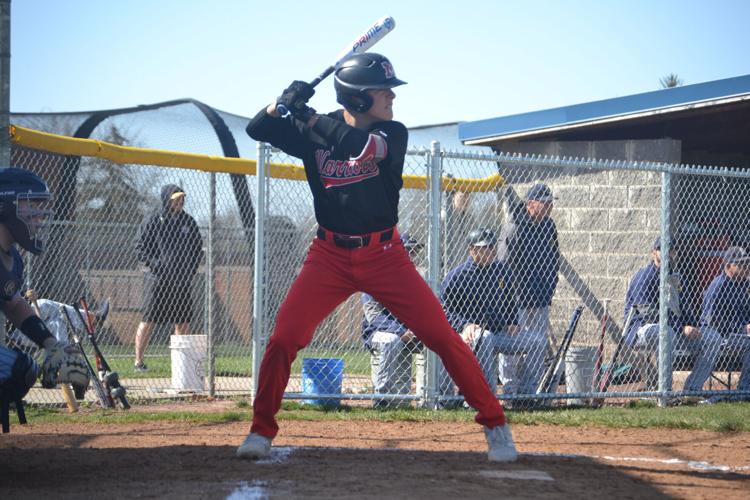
[317,227,395,249]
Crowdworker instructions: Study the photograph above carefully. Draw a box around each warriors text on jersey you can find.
[247,109,407,235]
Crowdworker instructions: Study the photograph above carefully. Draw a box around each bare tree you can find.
[76,124,159,225]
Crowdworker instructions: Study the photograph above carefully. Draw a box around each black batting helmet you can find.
[334,53,406,113]
[0,167,53,255]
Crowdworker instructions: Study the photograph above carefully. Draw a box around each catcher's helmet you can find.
[334,53,406,113]
[0,167,53,255]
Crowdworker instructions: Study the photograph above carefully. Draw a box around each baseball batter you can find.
[237,53,516,462]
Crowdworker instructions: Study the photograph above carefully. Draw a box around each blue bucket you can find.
[301,357,344,407]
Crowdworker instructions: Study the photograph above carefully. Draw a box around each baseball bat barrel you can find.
[74,299,111,373]
[276,15,396,117]
[60,383,79,413]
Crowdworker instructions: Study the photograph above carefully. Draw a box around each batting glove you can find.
[277,80,315,115]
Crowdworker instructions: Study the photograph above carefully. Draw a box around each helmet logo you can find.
[381,61,395,79]
[4,280,16,297]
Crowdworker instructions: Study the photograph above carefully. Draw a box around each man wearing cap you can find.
[691,246,750,402]
[623,237,719,393]
[133,184,204,372]
[497,183,560,395]
[361,233,425,407]
[437,228,546,403]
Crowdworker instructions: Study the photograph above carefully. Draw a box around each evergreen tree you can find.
[660,73,684,88]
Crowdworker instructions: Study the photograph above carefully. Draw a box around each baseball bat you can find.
[592,304,637,406]
[537,305,584,396]
[593,301,609,389]
[25,290,79,413]
[276,15,396,116]
[77,297,130,410]
[60,305,114,408]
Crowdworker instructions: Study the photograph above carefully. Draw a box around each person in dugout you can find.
[694,246,750,403]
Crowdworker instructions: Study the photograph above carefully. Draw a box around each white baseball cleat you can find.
[236,432,272,459]
[484,424,518,462]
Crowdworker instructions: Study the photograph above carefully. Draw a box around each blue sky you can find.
[10,0,750,127]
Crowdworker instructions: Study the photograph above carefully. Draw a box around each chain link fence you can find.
[7,124,750,409]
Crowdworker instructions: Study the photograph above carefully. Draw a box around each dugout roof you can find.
[459,74,750,164]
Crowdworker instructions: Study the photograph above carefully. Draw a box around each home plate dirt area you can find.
[2,418,749,499]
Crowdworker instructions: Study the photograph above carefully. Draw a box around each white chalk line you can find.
[528,451,750,473]
[227,480,270,500]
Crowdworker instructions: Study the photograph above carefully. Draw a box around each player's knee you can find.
[270,318,316,351]
[266,333,304,355]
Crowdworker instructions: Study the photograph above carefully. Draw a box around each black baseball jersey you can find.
[246,109,408,235]
[0,247,24,305]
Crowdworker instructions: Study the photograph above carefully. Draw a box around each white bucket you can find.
[564,346,597,406]
[170,335,207,392]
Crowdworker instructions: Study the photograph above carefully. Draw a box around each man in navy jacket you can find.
[497,184,559,394]
[694,246,750,401]
[438,228,546,400]
[624,237,721,392]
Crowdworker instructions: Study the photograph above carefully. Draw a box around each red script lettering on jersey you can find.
[315,134,388,188]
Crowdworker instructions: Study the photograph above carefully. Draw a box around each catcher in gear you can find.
[0,167,89,432]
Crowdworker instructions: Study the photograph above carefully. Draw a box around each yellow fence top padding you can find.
[9,125,503,192]
[10,125,258,175]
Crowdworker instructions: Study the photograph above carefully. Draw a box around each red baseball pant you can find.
[250,228,506,438]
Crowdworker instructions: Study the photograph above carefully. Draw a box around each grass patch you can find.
[107,348,372,378]
[508,401,750,432]
[17,400,750,432]
[20,407,248,425]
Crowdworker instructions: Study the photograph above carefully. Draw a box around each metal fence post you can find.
[421,140,442,408]
[206,171,216,396]
[0,0,9,167]
[252,142,268,400]
[658,171,673,406]
[0,0,10,362]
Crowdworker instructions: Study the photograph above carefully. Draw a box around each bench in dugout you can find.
[673,346,743,390]
[633,343,742,391]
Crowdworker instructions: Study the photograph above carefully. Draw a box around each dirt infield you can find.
[2,409,750,499]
